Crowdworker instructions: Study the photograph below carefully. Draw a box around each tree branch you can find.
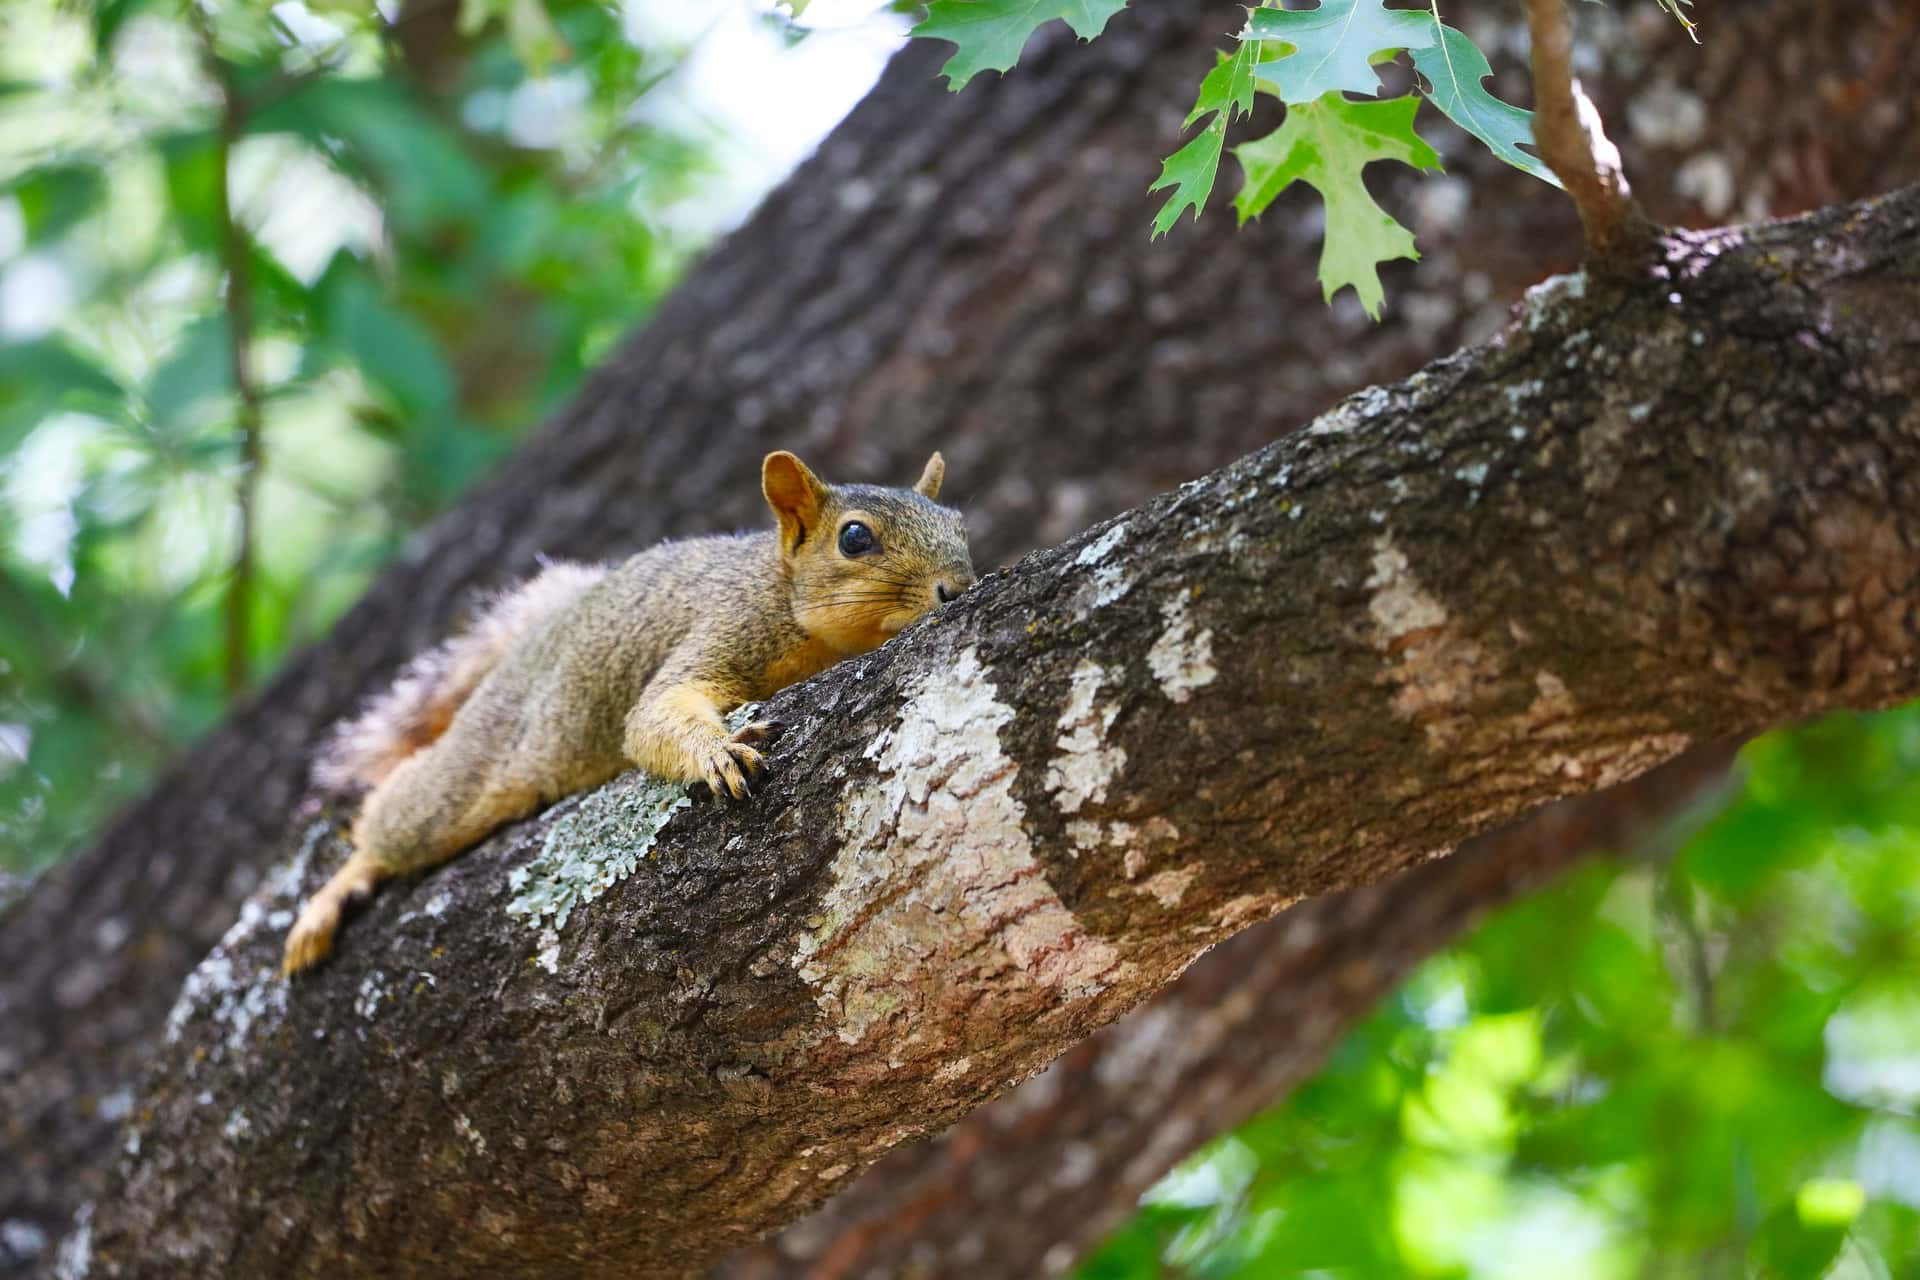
[1526,0,1657,271]
[718,741,1742,1278]
[87,186,1920,1278]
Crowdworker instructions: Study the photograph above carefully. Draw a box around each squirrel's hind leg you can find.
[282,850,385,977]
[283,732,541,977]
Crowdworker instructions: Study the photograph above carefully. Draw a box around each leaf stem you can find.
[1522,0,1657,273]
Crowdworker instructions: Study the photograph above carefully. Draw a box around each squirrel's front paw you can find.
[700,728,775,800]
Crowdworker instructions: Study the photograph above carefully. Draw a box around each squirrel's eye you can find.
[837,521,877,557]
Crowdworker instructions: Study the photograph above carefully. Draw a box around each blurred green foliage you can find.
[1079,704,1920,1280]
[0,0,728,868]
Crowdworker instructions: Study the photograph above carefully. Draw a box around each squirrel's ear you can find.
[763,451,827,552]
[913,451,945,500]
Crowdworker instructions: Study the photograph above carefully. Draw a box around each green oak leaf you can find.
[914,0,1129,90]
[1244,0,1437,104]
[1409,21,1559,186]
[1149,118,1227,238]
[1185,39,1260,129]
[1232,93,1441,318]
[1149,43,1262,236]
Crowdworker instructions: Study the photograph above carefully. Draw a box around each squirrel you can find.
[282,450,974,977]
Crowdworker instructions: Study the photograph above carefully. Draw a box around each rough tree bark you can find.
[4,1,1918,1274]
[73,184,1920,1276]
[716,740,1743,1280]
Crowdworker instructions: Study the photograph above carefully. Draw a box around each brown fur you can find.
[284,451,972,976]
[314,561,608,792]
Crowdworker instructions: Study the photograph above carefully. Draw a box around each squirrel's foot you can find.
[700,729,773,801]
[281,854,383,978]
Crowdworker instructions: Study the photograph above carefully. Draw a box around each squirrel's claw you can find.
[702,740,766,801]
[729,719,786,748]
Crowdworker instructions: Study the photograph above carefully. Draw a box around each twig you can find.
[1659,867,1719,1034]
[1523,0,1658,273]
[186,8,268,696]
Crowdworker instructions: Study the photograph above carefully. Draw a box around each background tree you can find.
[3,1,1919,1276]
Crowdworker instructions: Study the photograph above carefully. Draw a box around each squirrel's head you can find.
[763,450,975,656]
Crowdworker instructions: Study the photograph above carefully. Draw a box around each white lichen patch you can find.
[1147,595,1217,704]
[2,1221,48,1261]
[1073,522,1127,569]
[1089,560,1133,608]
[398,891,451,925]
[1522,269,1587,331]
[1305,384,1391,438]
[1071,523,1136,607]
[1045,661,1126,815]
[50,1202,90,1280]
[1530,671,1576,720]
[355,970,388,1021]
[1367,538,1448,640]
[455,1113,487,1155]
[1365,535,1503,748]
[155,829,325,1062]
[1503,378,1545,409]
[163,899,289,1058]
[1137,866,1197,909]
[1594,733,1692,790]
[934,1055,975,1083]
[796,647,1123,1060]
[505,772,693,931]
[1215,893,1301,931]
[1065,817,1181,875]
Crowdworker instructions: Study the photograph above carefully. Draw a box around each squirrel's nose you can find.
[935,579,962,604]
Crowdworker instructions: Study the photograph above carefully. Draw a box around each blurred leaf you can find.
[458,0,569,75]
[249,77,488,237]
[90,0,154,55]
[4,163,107,243]
[144,314,233,430]
[318,266,454,420]
[159,131,223,253]
[1749,1198,1848,1279]
[0,339,124,447]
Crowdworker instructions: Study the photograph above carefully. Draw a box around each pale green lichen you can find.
[504,708,762,932]
[505,773,693,931]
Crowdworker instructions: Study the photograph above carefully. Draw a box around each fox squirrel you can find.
[282,451,973,977]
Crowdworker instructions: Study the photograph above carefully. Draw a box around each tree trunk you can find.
[79,183,1920,1275]
[4,1,1918,1274]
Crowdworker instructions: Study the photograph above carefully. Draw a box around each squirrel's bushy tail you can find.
[315,561,607,792]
